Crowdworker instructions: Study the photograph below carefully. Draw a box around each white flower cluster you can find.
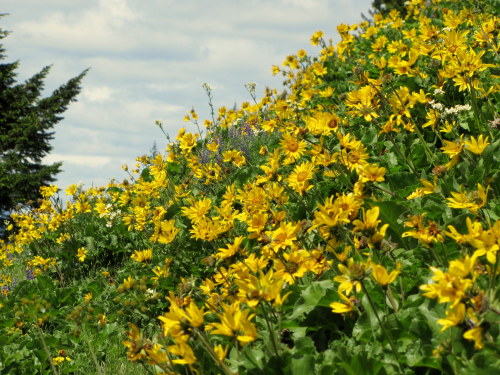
[98,204,122,228]
[202,82,213,92]
[444,104,472,115]
[245,82,257,99]
[429,100,472,115]
[429,100,444,111]
[245,82,257,91]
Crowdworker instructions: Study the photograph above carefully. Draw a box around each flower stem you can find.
[193,328,233,375]
[81,324,104,375]
[35,324,59,375]
[360,281,402,371]
[386,286,399,313]
[261,302,280,358]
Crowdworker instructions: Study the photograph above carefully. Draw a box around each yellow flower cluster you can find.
[1,0,498,372]
[420,254,486,349]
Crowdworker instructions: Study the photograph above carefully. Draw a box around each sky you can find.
[2,0,373,194]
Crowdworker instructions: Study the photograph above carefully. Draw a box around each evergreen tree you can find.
[0,21,87,228]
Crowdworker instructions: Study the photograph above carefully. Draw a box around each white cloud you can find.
[2,0,374,194]
[82,86,115,102]
[44,153,113,168]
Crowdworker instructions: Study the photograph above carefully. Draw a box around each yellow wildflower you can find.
[215,236,245,260]
[181,197,212,224]
[334,258,368,295]
[311,30,324,46]
[286,161,316,195]
[280,132,307,164]
[76,247,88,262]
[463,326,484,350]
[464,135,490,155]
[267,221,299,252]
[436,303,466,332]
[440,136,464,159]
[446,184,489,214]
[208,302,257,344]
[407,177,438,199]
[403,214,444,246]
[131,249,153,265]
[330,292,356,314]
[357,163,386,183]
[345,85,380,122]
[371,263,399,286]
[168,341,196,365]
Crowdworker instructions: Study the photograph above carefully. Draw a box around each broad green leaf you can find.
[291,354,315,375]
[289,280,334,320]
[369,200,408,247]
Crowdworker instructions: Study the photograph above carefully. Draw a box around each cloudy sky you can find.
[2,0,373,194]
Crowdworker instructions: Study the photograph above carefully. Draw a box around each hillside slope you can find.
[1,0,499,373]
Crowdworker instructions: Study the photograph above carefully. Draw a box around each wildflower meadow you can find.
[0,0,499,373]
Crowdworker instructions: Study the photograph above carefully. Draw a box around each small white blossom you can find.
[245,82,257,91]
[444,104,472,115]
[429,100,444,111]
[202,82,213,92]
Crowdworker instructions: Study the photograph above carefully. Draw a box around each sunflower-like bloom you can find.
[371,263,399,286]
[346,85,380,122]
[402,213,444,246]
[215,236,245,260]
[150,219,180,244]
[158,294,205,340]
[436,303,466,332]
[207,302,257,344]
[235,270,290,307]
[266,221,299,252]
[305,111,340,136]
[420,254,477,307]
[357,163,386,183]
[286,161,316,195]
[310,194,362,238]
[181,197,212,224]
[464,326,484,350]
[406,177,437,199]
[446,184,489,214]
[130,249,153,265]
[177,128,199,154]
[334,258,369,295]
[464,135,490,155]
[280,132,308,164]
[76,247,88,262]
[330,291,356,314]
[352,206,389,245]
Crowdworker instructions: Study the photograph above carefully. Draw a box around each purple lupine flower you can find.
[26,268,36,280]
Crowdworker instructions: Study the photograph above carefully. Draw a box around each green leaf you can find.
[167,162,180,174]
[55,287,77,306]
[291,353,315,375]
[410,142,428,169]
[140,167,152,182]
[85,236,96,251]
[289,280,334,320]
[369,200,408,246]
[165,203,181,219]
[35,275,54,291]
[383,151,399,168]
[105,186,123,194]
